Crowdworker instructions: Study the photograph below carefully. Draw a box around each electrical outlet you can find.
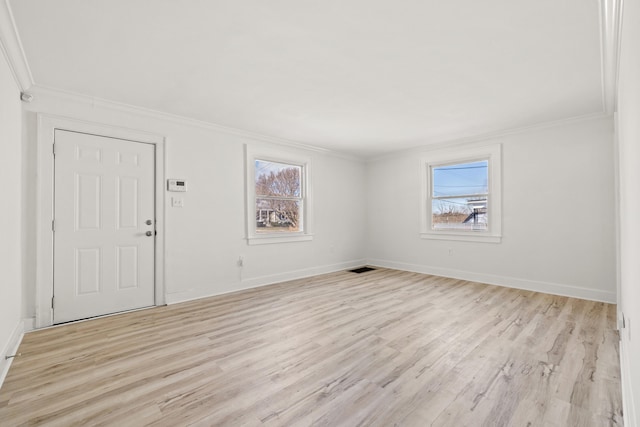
[237,255,244,267]
[171,197,184,208]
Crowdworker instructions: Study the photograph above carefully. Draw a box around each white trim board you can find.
[27,85,611,165]
[367,112,612,163]
[598,0,624,113]
[0,0,33,90]
[367,259,616,303]
[0,320,25,390]
[166,259,367,305]
[29,85,362,163]
[35,114,167,328]
[621,338,638,427]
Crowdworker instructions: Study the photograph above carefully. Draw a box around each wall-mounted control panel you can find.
[167,179,187,192]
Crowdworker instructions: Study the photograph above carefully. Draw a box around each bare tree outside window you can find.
[433,199,472,225]
[255,160,303,233]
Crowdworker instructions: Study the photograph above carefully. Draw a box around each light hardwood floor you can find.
[0,268,622,426]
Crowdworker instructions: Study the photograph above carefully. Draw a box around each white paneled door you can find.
[53,130,155,324]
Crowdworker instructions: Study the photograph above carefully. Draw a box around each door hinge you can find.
[52,219,55,232]
[52,143,56,157]
[51,296,54,309]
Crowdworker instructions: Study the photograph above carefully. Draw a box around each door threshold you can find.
[37,305,165,331]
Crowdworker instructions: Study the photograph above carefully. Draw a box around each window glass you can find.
[255,160,302,233]
[431,160,489,231]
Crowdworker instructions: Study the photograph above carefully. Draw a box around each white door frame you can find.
[36,114,166,328]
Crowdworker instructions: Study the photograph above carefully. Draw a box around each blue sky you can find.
[432,160,488,198]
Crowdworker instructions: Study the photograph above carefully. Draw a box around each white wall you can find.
[0,47,23,379]
[21,89,367,318]
[617,0,640,424]
[366,116,616,302]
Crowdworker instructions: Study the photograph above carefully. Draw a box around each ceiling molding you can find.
[30,84,612,164]
[599,0,624,113]
[367,112,613,162]
[29,85,363,163]
[0,0,33,91]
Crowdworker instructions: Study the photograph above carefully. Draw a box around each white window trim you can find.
[420,144,502,243]
[245,145,314,245]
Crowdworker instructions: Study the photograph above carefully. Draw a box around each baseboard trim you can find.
[367,259,616,303]
[240,259,368,289]
[621,338,637,427]
[165,259,367,305]
[0,320,25,389]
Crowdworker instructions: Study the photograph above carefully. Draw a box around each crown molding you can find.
[366,112,613,162]
[31,83,611,165]
[29,84,363,163]
[599,0,624,113]
[0,0,33,91]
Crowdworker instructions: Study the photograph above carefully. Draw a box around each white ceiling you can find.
[9,0,605,157]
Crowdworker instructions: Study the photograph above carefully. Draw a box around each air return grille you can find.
[348,267,376,274]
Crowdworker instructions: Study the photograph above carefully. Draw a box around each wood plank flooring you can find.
[0,268,623,426]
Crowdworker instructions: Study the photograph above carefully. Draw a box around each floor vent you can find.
[348,267,376,274]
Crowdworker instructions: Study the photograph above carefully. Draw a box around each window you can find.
[432,160,488,231]
[421,144,502,243]
[255,159,302,233]
[246,147,313,244]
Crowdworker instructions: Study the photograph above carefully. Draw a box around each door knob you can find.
[146,219,153,225]
[146,231,153,237]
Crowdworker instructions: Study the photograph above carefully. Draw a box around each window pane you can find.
[432,160,488,197]
[255,160,301,197]
[256,198,301,233]
[432,198,487,231]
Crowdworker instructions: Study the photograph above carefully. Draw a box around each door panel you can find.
[54,130,155,324]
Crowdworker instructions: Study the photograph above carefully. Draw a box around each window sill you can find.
[420,232,501,244]
[247,233,314,245]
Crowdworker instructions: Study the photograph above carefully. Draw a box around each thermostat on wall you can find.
[167,179,187,192]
